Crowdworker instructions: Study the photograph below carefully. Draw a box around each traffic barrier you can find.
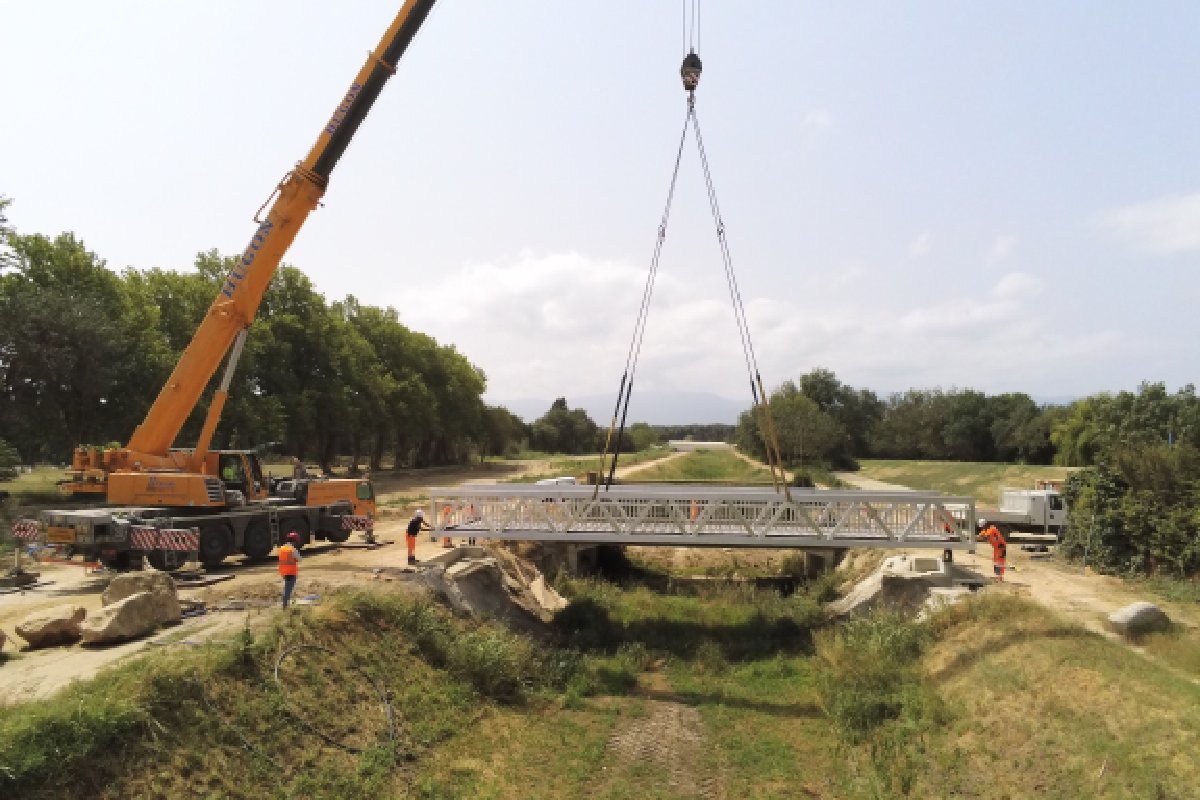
[10,519,40,541]
[340,515,374,531]
[130,526,200,552]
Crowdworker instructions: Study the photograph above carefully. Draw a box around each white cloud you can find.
[992,271,1042,300]
[908,232,932,258]
[798,109,833,133]
[404,251,1126,407]
[1101,193,1200,254]
[985,234,1017,265]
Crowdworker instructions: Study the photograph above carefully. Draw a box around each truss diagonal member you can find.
[831,501,859,536]
[861,503,894,539]
[665,501,689,535]
[900,502,931,541]
[791,503,822,536]
[746,501,777,537]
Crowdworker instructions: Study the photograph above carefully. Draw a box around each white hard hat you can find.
[415,509,425,518]
[978,518,987,527]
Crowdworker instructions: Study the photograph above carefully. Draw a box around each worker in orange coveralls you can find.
[979,520,1007,580]
[406,509,431,566]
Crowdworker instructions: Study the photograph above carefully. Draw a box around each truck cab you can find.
[983,489,1068,536]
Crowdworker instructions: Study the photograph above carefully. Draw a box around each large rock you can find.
[1108,602,1171,636]
[15,604,86,649]
[80,591,162,645]
[103,572,181,625]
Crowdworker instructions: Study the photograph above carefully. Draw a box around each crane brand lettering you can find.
[325,82,363,136]
[146,477,177,492]
[221,220,275,298]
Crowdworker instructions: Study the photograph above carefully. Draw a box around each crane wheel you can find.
[199,524,233,568]
[242,522,273,561]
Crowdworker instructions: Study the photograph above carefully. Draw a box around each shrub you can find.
[815,611,932,741]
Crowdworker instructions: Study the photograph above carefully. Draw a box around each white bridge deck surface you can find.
[429,484,976,551]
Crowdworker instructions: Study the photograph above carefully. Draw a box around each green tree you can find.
[0,232,162,461]
[0,438,19,479]
[798,367,882,457]
[531,398,600,454]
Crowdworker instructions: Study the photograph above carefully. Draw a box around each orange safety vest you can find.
[984,526,1007,562]
[278,543,299,576]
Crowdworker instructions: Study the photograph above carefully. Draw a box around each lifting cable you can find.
[597,2,791,499]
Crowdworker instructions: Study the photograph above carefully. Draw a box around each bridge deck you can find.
[429,484,976,550]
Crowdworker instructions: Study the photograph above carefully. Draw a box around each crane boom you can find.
[127,0,437,458]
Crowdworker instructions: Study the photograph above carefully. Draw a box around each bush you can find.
[815,611,932,741]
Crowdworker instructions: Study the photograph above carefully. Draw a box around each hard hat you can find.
[286,531,300,542]
[415,509,425,518]
[978,518,987,527]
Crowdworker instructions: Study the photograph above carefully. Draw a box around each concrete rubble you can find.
[417,545,568,630]
[103,572,182,625]
[1108,601,1171,636]
[15,604,87,649]
[828,554,977,619]
[81,591,165,645]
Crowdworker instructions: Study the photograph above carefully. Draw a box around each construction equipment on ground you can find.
[36,0,439,570]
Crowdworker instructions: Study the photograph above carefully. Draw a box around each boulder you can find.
[102,572,181,625]
[103,575,178,623]
[15,604,87,649]
[1108,602,1171,636]
[80,591,162,645]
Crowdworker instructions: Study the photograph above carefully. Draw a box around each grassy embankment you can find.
[855,459,1077,506]
[623,448,773,483]
[4,582,1198,799]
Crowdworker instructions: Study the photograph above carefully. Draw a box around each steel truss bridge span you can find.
[429,485,976,551]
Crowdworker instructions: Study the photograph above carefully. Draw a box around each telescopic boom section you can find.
[125,0,437,460]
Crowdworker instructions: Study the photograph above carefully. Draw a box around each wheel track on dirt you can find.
[593,698,725,799]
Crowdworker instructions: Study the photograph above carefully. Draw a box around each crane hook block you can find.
[681,50,703,91]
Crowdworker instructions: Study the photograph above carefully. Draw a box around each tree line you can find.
[734,367,1197,472]
[0,200,499,472]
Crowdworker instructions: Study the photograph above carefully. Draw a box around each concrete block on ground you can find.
[828,555,952,619]
[103,572,181,625]
[1109,602,1171,636]
[80,591,163,645]
[15,604,86,649]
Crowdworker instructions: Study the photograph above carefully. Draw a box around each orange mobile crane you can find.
[39,0,438,570]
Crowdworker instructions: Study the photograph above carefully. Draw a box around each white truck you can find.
[978,489,1067,536]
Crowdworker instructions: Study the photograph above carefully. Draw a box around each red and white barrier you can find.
[340,515,374,531]
[10,519,40,541]
[130,526,199,552]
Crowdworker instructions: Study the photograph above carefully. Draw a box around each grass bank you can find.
[623,448,773,483]
[854,459,1077,504]
[4,575,1199,798]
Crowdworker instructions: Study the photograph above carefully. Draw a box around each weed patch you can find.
[815,611,935,741]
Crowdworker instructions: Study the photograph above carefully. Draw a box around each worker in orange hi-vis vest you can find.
[980,520,1008,581]
[441,504,454,549]
[406,509,431,566]
[278,531,302,608]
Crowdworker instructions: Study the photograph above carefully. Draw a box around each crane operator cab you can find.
[215,451,267,502]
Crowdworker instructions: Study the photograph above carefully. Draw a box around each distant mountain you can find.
[498,391,746,425]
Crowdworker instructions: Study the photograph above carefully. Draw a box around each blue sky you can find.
[2,1,1197,413]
